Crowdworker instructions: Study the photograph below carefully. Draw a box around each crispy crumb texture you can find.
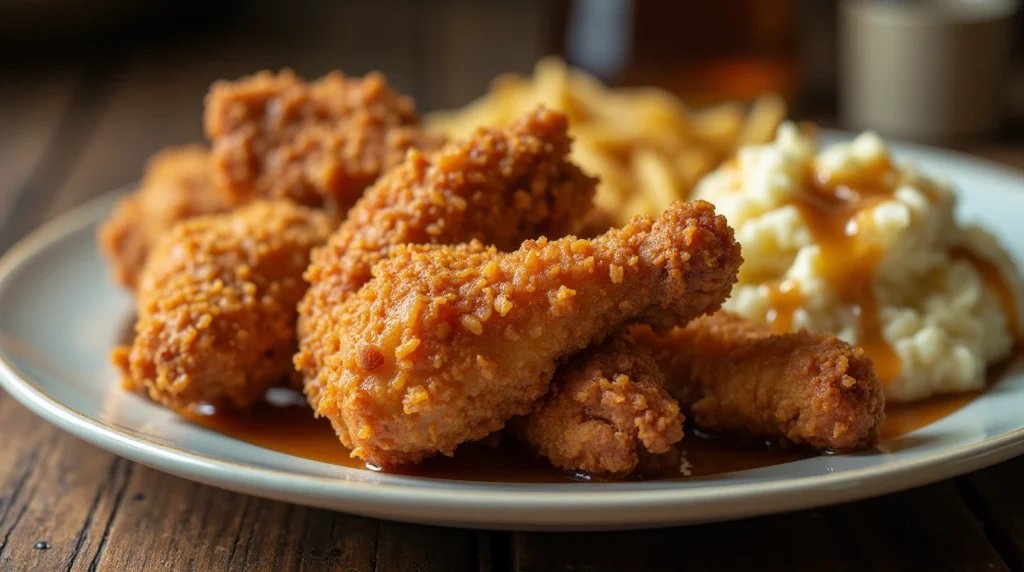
[97,145,224,290]
[204,69,444,210]
[521,335,684,476]
[632,312,886,451]
[312,200,740,468]
[296,107,598,405]
[117,200,333,410]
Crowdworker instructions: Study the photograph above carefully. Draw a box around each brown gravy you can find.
[880,392,979,442]
[766,158,905,383]
[182,378,988,482]
[760,158,1020,387]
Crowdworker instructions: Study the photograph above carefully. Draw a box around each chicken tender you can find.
[204,69,444,211]
[98,145,224,290]
[114,201,334,410]
[296,107,598,403]
[631,312,886,451]
[315,200,741,468]
[520,336,684,476]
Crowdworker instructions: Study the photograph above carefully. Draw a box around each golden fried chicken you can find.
[296,107,598,403]
[97,145,224,290]
[520,335,684,476]
[630,312,886,451]
[114,201,334,410]
[314,200,741,468]
[204,69,445,211]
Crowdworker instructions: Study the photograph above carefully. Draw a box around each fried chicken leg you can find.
[630,312,886,451]
[520,336,684,476]
[296,107,598,404]
[98,145,224,290]
[114,201,334,410]
[315,200,741,468]
[204,69,444,211]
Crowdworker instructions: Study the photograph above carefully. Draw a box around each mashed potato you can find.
[694,123,1022,402]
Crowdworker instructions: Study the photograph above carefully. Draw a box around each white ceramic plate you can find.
[1,135,1023,531]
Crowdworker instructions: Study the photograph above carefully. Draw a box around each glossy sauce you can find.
[762,279,802,333]
[880,392,979,442]
[183,374,992,482]
[764,158,904,383]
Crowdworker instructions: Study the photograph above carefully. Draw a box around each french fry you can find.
[425,58,787,225]
[741,93,788,145]
[632,150,679,214]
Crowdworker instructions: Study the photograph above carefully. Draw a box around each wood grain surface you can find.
[1,4,1023,570]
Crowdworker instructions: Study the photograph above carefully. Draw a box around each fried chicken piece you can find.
[630,312,886,451]
[520,336,684,476]
[204,69,445,211]
[296,107,598,403]
[114,201,334,410]
[315,200,741,468]
[98,145,224,290]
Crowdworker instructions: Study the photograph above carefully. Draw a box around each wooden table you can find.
[2,8,1024,570]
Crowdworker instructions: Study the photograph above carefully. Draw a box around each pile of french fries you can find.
[426,57,786,225]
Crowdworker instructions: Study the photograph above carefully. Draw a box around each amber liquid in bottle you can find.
[563,0,799,104]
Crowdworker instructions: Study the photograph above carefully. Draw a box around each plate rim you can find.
[1,139,1024,527]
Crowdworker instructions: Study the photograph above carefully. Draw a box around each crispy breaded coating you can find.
[97,145,224,290]
[315,200,741,468]
[296,107,598,403]
[204,69,444,211]
[521,336,684,476]
[631,312,886,451]
[114,201,334,410]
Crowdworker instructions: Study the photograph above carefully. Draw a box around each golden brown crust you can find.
[97,145,224,290]
[521,336,684,476]
[117,201,334,410]
[296,107,599,404]
[631,312,886,451]
[314,200,740,468]
[204,69,444,210]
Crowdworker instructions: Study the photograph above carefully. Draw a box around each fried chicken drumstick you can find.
[520,335,684,476]
[630,312,886,451]
[114,201,333,410]
[296,107,598,404]
[98,146,225,290]
[314,200,741,468]
[204,69,445,211]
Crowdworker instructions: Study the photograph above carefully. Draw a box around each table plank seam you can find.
[0,443,47,559]
[224,495,252,568]
[370,520,381,572]
[955,478,1024,572]
[63,458,112,572]
[83,458,133,572]
[274,502,297,571]
[482,531,512,572]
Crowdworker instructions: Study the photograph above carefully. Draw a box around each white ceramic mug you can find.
[840,0,1019,143]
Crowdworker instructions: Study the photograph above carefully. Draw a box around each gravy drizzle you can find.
[764,158,904,382]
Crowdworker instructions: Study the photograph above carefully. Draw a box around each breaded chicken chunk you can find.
[114,201,334,410]
[98,145,224,290]
[296,107,598,404]
[631,312,886,451]
[520,335,684,476]
[204,69,444,211]
[314,200,741,468]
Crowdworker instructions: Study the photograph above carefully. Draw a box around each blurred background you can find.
[0,0,1021,246]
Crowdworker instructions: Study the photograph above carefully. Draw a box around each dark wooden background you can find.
[1,2,1023,570]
